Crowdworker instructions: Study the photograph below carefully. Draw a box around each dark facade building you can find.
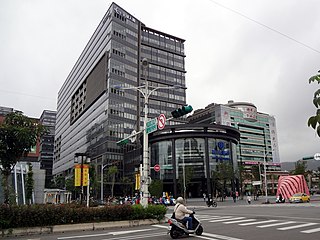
[147,124,240,198]
[39,110,56,187]
[53,3,187,197]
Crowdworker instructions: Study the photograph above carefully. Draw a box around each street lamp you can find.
[74,152,91,207]
[116,58,184,207]
[263,151,270,204]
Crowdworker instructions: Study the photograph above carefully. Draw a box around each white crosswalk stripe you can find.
[223,219,256,224]
[257,221,297,228]
[301,227,320,233]
[239,219,279,226]
[209,217,246,223]
[278,223,318,230]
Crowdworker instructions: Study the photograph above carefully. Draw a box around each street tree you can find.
[291,160,307,176]
[212,162,234,201]
[307,70,320,136]
[107,166,118,197]
[149,179,163,198]
[25,162,34,204]
[0,111,46,204]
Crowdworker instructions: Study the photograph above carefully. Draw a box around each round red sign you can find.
[154,164,160,172]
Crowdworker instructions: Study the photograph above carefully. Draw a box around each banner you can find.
[135,172,140,190]
[74,164,89,186]
[82,164,89,186]
[74,164,81,186]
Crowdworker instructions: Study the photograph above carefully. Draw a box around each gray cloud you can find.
[0,0,319,162]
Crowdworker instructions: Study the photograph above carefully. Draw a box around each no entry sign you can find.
[158,114,166,130]
[154,164,160,172]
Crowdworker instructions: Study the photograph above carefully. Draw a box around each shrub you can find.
[0,203,166,229]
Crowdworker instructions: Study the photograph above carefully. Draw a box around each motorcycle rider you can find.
[174,197,194,230]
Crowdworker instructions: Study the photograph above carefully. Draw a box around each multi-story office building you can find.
[189,101,280,164]
[188,101,281,195]
[53,2,187,192]
[39,110,56,188]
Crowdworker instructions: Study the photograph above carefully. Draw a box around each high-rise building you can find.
[53,2,187,186]
[39,110,56,187]
[188,101,281,195]
[188,101,280,164]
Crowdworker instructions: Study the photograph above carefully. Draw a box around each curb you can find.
[1,219,163,237]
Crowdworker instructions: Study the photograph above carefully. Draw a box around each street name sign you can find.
[146,118,157,134]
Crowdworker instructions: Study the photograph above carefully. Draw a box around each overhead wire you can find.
[208,0,320,54]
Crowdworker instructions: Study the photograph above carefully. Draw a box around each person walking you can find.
[203,193,206,202]
[247,194,252,204]
[232,191,236,203]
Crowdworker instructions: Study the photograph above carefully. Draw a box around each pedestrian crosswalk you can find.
[194,214,320,234]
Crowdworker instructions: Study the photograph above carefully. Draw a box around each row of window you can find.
[141,45,184,69]
[141,30,184,54]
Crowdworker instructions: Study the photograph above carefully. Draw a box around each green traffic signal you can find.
[171,105,193,118]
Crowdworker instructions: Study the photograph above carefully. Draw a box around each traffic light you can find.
[171,105,193,118]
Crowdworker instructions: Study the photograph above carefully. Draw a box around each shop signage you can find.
[212,141,230,161]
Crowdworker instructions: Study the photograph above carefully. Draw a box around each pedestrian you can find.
[203,193,206,202]
[236,191,239,200]
[247,194,251,204]
[232,191,236,203]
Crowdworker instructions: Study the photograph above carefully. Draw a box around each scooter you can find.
[168,211,203,239]
[206,198,217,207]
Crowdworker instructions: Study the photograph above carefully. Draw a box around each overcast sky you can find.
[1,0,320,163]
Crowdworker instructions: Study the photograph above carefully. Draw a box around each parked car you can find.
[289,193,310,203]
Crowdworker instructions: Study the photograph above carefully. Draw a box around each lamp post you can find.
[100,162,111,203]
[263,151,269,204]
[116,58,184,207]
[74,152,90,206]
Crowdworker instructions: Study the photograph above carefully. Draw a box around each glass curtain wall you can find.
[175,138,206,198]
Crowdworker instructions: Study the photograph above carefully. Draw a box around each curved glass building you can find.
[148,124,240,198]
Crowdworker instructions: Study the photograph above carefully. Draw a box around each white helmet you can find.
[176,197,184,204]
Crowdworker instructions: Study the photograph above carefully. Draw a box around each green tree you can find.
[291,160,307,176]
[178,166,194,198]
[120,176,133,196]
[25,162,34,204]
[212,162,234,201]
[308,70,320,136]
[107,166,118,197]
[0,111,46,204]
[51,175,66,189]
[149,179,163,197]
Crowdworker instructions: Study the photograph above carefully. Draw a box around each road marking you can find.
[239,220,279,226]
[257,221,296,228]
[301,227,320,233]
[278,223,318,230]
[200,216,228,221]
[200,232,244,240]
[209,217,245,223]
[103,232,167,240]
[58,233,111,239]
[109,229,154,235]
[57,229,155,239]
[153,224,168,229]
[223,219,256,224]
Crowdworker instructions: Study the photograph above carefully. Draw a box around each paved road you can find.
[4,196,320,240]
